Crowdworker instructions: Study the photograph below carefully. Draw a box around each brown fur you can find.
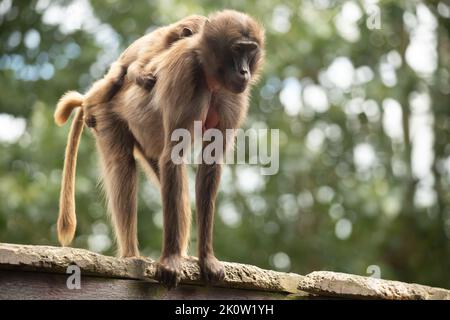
[54,15,207,127]
[57,107,84,245]
[54,91,84,126]
[56,10,265,288]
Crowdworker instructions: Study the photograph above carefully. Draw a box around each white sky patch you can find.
[382,98,404,143]
[88,234,111,253]
[280,77,303,116]
[297,190,314,208]
[316,186,335,204]
[329,203,344,221]
[355,65,374,85]
[87,222,111,253]
[343,1,363,21]
[39,62,54,80]
[0,114,26,143]
[409,91,435,208]
[409,90,431,114]
[0,0,12,16]
[303,84,329,113]
[271,252,291,271]
[379,50,401,87]
[24,29,41,49]
[410,92,434,180]
[437,2,450,18]
[306,127,325,152]
[271,5,292,33]
[379,60,397,87]
[220,166,234,195]
[247,195,267,215]
[354,143,377,172]
[382,196,401,218]
[41,0,97,34]
[362,99,380,122]
[387,50,402,69]
[312,0,333,10]
[335,218,352,240]
[236,166,265,194]
[38,0,120,75]
[278,193,298,221]
[326,56,355,90]
[415,181,436,208]
[218,202,241,228]
[325,123,342,142]
[344,97,363,116]
[318,70,333,89]
[391,157,408,178]
[334,1,362,42]
[405,4,438,76]
[7,31,21,49]
[92,221,108,234]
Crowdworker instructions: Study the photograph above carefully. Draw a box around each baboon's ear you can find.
[181,27,193,37]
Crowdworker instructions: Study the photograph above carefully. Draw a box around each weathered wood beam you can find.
[299,271,450,300]
[0,243,449,299]
[0,243,305,296]
[0,270,290,300]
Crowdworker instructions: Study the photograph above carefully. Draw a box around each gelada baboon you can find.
[54,14,207,128]
[55,10,265,288]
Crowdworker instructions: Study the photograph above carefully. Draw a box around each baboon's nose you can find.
[239,68,249,82]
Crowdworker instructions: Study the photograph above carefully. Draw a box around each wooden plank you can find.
[0,270,300,300]
[1,243,449,299]
[0,243,304,294]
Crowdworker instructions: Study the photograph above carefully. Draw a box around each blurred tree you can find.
[0,0,449,288]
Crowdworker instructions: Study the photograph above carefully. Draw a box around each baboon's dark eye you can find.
[234,40,258,52]
[231,45,241,55]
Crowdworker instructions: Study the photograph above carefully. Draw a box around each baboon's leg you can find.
[160,145,191,258]
[94,114,139,257]
[196,150,225,283]
[155,139,191,288]
[196,113,239,283]
[155,106,204,288]
[155,94,205,288]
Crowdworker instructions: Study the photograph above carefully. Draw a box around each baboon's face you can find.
[202,10,265,94]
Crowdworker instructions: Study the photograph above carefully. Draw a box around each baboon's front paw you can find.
[199,255,225,284]
[155,255,182,289]
[136,73,156,91]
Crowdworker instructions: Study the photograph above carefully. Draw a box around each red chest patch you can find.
[202,94,220,132]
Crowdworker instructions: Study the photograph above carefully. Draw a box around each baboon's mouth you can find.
[230,80,247,94]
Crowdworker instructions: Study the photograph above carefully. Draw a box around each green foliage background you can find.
[1,0,449,288]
